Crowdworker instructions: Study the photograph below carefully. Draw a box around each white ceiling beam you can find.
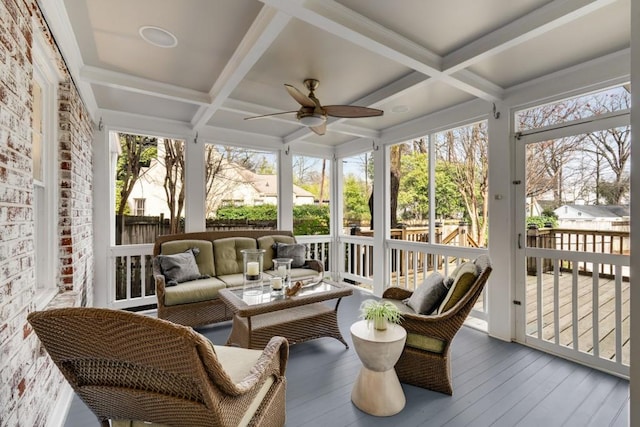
[191,6,293,130]
[99,109,195,140]
[330,123,380,139]
[196,125,285,149]
[260,0,503,101]
[80,66,211,106]
[353,72,432,107]
[442,0,619,73]
[221,99,300,126]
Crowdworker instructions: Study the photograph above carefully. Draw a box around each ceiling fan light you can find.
[299,113,326,127]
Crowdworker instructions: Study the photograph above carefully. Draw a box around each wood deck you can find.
[63,287,629,427]
[526,272,630,365]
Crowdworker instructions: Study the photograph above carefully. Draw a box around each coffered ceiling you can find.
[41,0,630,147]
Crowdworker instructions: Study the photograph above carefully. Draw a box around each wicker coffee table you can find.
[218,279,353,349]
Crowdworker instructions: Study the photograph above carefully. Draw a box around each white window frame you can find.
[134,198,146,216]
[32,20,63,309]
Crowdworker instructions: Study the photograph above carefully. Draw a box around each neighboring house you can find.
[525,198,557,217]
[554,204,630,230]
[128,142,316,217]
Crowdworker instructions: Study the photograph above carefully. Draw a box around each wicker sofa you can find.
[153,230,323,327]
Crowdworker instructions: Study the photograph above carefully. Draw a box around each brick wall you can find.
[0,1,94,426]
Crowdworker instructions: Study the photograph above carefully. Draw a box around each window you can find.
[392,121,489,248]
[433,121,489,248]
[292,155,330,235]
[32,23,62,307]
[113,133,185,245]
[134,198,146,216]
[516,85,630,132]
[204,143,278,228]
[342,152,373,234]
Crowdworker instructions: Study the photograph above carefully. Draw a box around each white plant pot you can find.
[374,317,387,331]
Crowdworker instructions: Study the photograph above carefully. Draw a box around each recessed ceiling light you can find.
[139,26,177,48]
[391,105,410,113]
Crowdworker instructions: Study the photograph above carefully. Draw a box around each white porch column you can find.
[332,154,344,279]
[92,126,113,308]
[629,0,639,423]
[278,145,294,231]
[487,102,513,341]
[371,141,388,297]
[184,134,205,232]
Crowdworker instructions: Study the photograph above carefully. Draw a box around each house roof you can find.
[239,170,315,198]
[43,1,630,149]
[555,204,630,218]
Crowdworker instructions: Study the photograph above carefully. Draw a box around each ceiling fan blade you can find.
[244,111,297,121]
[285,84,315,108]
[310,122,326,136]
[324,105,384,118]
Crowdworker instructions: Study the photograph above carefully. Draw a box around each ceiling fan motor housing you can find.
[297,107,327,127]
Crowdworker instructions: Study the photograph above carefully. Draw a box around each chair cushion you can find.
[213,344,275,426]
[437,262,479,314]
[444,261,466,288]
[257,235,296,270]
[213,237,258,275]
[163,277,227,306]
[273,242,306,268]
[160,239,215,277]
[404,272,447,314]
[405,333,445,354]
[157,248,203,285]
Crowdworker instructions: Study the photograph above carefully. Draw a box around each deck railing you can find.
[109,227,626,330]
[527,227,630,278]
[525,248,629,376]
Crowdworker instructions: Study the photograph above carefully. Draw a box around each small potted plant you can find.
[359,299,403,331]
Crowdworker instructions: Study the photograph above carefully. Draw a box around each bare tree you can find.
[163,139,185,234]
[582,90,630,204]
[436,123,489,246]
[115,133,156,244]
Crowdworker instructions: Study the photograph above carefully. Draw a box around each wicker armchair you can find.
[28,308,288,427]
[381,255,492,395]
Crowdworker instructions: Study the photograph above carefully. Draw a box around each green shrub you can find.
[215,204,330,235]
[526,215,558,228]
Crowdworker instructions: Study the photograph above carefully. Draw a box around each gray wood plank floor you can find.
[63,287,629,427]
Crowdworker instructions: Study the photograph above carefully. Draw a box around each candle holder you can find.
[242,249,265,296]
[273,258,293,290]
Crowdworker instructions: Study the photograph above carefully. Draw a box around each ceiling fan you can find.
[244,79,383,135]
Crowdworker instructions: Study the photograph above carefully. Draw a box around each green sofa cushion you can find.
[160,239,215,277]
[257,235,296,270]
[217,273,245,287]
[163,277,227,306]
[213,237,257,276]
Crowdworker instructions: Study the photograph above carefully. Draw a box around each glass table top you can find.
[228,279,341,306]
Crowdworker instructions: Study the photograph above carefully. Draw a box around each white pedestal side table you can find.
[350,320,407,416]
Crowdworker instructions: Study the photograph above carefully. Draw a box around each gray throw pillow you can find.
[404,272,447,314]
[158,248,202,286]
[273,243,306,268]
